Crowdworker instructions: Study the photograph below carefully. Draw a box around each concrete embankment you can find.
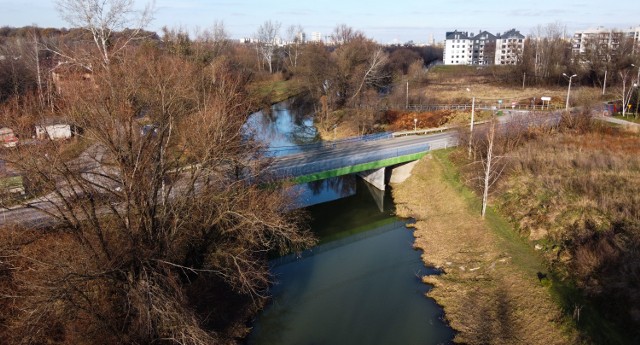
[392,152,577,345]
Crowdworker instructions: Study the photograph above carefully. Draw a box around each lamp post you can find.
[413,117,417,131]
[563,73,577,111]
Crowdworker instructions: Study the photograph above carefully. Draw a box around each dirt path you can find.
[393,153,577,344]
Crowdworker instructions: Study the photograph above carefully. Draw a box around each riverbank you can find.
[392,151,578,344]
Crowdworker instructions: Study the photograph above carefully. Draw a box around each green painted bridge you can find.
[268,132,458,188]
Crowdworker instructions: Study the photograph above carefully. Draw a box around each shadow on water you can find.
[248,180,454,345]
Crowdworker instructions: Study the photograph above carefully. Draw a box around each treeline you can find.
[0,21,441,134]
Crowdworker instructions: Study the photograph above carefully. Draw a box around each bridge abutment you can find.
[389,160,419,184]
[357,167,386,191]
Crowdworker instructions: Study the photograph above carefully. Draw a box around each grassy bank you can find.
[392,150,578,344]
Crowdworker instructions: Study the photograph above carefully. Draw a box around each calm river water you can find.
[246,102,454,345]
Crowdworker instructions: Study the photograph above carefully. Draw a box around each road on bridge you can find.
[268,131,458,178]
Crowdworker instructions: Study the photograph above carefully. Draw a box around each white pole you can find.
[406,81,409,109]
[565,75,575,111]
[602,70,607,95]
[468,96,475,158]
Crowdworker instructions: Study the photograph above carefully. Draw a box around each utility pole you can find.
[522,72,526,89]
[602,70,607,95]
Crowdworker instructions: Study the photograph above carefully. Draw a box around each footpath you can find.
[392,152,577,345]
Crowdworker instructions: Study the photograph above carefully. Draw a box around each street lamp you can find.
[563,73,577,111]
[413,117,417,131]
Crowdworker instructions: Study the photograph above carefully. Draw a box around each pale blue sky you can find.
[0,0,638,43]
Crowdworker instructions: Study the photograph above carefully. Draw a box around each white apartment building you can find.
[572,26,640,55]
[495,29,525,65]
[445,29,523,66]
[444,30,471,65]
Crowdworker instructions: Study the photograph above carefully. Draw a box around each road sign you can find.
[541,96,551,101]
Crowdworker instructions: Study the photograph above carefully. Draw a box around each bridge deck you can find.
[268,132,458,183]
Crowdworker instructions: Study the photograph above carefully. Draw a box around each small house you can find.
[35,119,73,140]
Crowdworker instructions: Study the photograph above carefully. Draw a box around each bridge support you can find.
[357,167,386,191]
[389,160,419,184]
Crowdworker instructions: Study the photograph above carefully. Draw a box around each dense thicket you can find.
[0,23,313,345]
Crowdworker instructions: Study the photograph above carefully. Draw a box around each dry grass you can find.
[393,153,577,345]
[414,67,606,108]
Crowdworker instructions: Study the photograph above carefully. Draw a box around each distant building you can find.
[296,31,306,43]
[444,30,471,65]
[494,29,525,65]
[444,28,524,66]
[470,31,497,65]
[572,26,640,55]
[311,32,323,43]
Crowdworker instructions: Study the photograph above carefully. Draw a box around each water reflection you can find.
[290,175,357,208]
[248,181,454,345]
[245,101,319,157]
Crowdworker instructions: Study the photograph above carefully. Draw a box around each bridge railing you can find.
[264,131,393,156]
[270,142,430,179]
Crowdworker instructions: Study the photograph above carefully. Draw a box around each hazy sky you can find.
[1,0,638,43]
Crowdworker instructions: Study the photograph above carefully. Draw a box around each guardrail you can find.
[360,103,563,112]
[265,131,393,156]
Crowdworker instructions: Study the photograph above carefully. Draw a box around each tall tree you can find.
[55,0,154,67]
[255,20,281,73]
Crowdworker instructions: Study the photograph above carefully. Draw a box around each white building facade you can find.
[572,26,640,55]
[444,31,471,65]
[494,29,525,65]
[445,30,517,65]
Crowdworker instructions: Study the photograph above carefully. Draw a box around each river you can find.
[246,101,454,344]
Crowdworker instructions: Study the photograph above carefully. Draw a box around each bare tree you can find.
[331,24,363,45]
[620,68,637,117]
[285,24,304,69]
[255,20,281,73]
[0,46,313,344]
[350,48,388,104]
[55,0,154,67]
[198,20,230,59]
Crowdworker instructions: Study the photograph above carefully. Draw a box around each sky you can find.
[0,0,638,44]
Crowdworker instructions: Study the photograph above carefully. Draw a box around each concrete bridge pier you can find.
[357,167,386,191]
